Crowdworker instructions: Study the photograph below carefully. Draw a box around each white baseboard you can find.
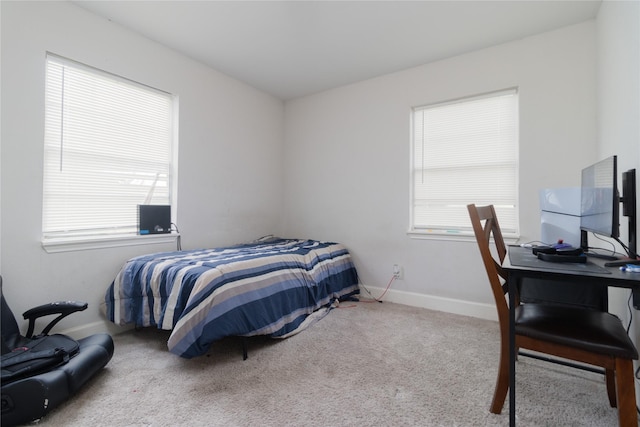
[360,286,498,322]
[59,320,133,340]
[58,289,496,339]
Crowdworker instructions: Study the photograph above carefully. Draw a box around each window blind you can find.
[43,54,174,239]
[411,89,518,235]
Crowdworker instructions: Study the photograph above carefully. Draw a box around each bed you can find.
[103,238,359,358]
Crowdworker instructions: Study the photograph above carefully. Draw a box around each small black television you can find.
[580,155,619,240]
[138,205,171,235]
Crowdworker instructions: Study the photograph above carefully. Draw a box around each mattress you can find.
[103,238,359,358]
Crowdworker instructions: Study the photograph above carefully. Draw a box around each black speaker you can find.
[138,205,171,235]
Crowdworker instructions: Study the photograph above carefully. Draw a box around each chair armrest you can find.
[23,301,88,338]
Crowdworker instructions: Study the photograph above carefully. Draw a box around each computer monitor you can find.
[580,155,638,259]
[621,168,637,258]
[580,155,619,240]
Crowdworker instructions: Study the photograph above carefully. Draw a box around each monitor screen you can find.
[580,155,619,239]
[138,205,171,235]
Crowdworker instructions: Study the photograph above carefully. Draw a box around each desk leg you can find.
[508,275,517,426]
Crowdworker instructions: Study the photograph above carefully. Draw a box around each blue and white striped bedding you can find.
[103,238,359,358]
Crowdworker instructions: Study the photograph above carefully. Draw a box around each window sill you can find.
[42,233,180,254]
[407,229,519,244]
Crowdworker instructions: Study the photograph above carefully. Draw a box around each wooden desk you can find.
[502,245,640,426]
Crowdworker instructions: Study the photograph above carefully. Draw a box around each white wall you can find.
[282,22,598,318]
[2,1,634,337]
[596,0,640,232]
[597,0,640,403]
[0,1,284,336]
[596,0,640,382]
[597,1,640,171]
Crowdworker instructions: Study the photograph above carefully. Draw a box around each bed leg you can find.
[241,337,248,360]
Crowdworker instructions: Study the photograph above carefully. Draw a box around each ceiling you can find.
[74,0,602,100]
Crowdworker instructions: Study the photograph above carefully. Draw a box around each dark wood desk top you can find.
[504,245,640,289]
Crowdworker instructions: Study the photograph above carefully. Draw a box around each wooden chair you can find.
[467,204,638,426]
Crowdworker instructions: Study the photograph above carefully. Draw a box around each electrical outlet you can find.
[393,264,402,279]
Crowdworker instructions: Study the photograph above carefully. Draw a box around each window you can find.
[43,54,176,244]
[410,89,518,237]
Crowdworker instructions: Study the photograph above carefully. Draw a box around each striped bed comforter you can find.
[103,238,359,358]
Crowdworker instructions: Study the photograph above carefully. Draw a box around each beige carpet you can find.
[34,301,620,426]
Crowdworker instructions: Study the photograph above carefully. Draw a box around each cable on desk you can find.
[585,246,619,259]
[591,233,618,252]
[627,291,634,334]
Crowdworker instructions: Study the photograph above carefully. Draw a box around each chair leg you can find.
[605,368,617,407]
[490,344,510,414]
[614,358,637,427]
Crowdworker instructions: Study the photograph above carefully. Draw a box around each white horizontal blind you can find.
[43,54,174,238]
[411,89,518,234]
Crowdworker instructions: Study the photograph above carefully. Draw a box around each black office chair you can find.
[1,276,114,426]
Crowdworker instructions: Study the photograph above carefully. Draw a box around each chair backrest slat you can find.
[467,204,510,325]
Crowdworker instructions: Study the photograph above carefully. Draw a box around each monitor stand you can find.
[584,252,618,261]
[605,259,640,267]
